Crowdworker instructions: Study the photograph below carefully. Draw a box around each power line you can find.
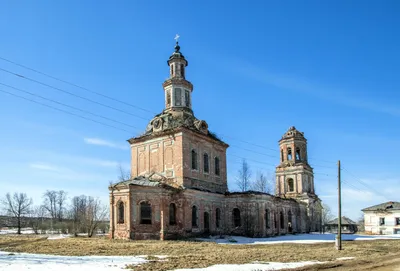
[341,167,390,201]
[0,88,134,134]
[0,82,141,131]
[0,58,336,167]
[0,67,150,121]
[0,56,156,114]
[1,83,336,179]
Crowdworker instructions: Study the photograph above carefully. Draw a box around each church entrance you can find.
[204,212,210,232]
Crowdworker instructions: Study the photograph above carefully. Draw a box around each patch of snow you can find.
[0,228,35,235]
[197,233,400,245]
[174,261,325,271]
[336,257,355,261]
[47,234,72,240]
[0,251,147,271]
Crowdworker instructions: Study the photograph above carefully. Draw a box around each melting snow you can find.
[0,251,147,271]
[197,233,400,245]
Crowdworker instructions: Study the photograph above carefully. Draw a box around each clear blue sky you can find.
[1,0,399,220]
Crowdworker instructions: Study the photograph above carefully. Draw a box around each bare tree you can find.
[29,205,46,234]
[2,193,33,234]
[85,197,108,237]
[69,195,108,237]
[236,159,252,192]
[42,190,58,220]
[117,163,131,182]
[322,203,334,231]
[56,190,67,222]
[251,171,273,193]
[43,190,68,222]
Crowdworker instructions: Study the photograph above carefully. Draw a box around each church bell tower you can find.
[162,37,194,115]
[275,126,315,198]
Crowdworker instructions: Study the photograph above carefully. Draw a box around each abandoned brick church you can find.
[109,41,323,240]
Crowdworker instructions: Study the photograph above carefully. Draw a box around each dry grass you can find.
[1,235,400,270]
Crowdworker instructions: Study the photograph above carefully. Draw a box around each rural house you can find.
[362,201,400,235]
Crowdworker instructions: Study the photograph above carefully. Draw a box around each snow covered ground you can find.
[197,233,400,245]
[0,251,148,271]
[0,251,331,271]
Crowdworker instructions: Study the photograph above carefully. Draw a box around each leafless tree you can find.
[2,193,33,234]
[43,190,68,222]
[42,190,57,220]
[85,197,108,237]
[117,163,131,182]
[236,159,252,192]
[251,171,273,194]
[322,203,334,230]
[29,205,46,234]
[56,190,67,222]
[69,195,108,237]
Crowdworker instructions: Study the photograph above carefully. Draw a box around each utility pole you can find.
[336,160,342,250]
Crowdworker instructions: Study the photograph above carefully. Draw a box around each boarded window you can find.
[215,157,220,176]
[203,153,209,173]
[140,202,152,224]
[281,149,284,162]
[175,88,182,106]
[216,208,221,228]
[169,203,176,225]
[118,202,124,224]
[181,64,185,77]
[233,208,241,227]
[192,206,198,227]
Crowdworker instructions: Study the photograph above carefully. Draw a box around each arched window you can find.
[203,153,209,173]
[191,150,198,170]
[295,148,301,161]
[287,178,294,192]
[287,148,292,160]
[216,208,221,228]
[281,149,284,162]
[233,208,241,227]
[117,201,124,224]
[140,202,152,224]
[265,209,270,229]
[192,206,198,227]
[214,157,220,176]
[274,212,277,228]
[171,64,174,76]
[169,203,176,225]
[280,211,284,229]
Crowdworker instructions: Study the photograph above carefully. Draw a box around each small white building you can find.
[362,201,400,235]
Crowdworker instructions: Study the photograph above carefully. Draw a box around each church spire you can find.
[162,35,193,113]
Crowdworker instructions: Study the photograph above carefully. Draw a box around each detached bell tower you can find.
[275,126,315,198]
[162,35,194,115]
